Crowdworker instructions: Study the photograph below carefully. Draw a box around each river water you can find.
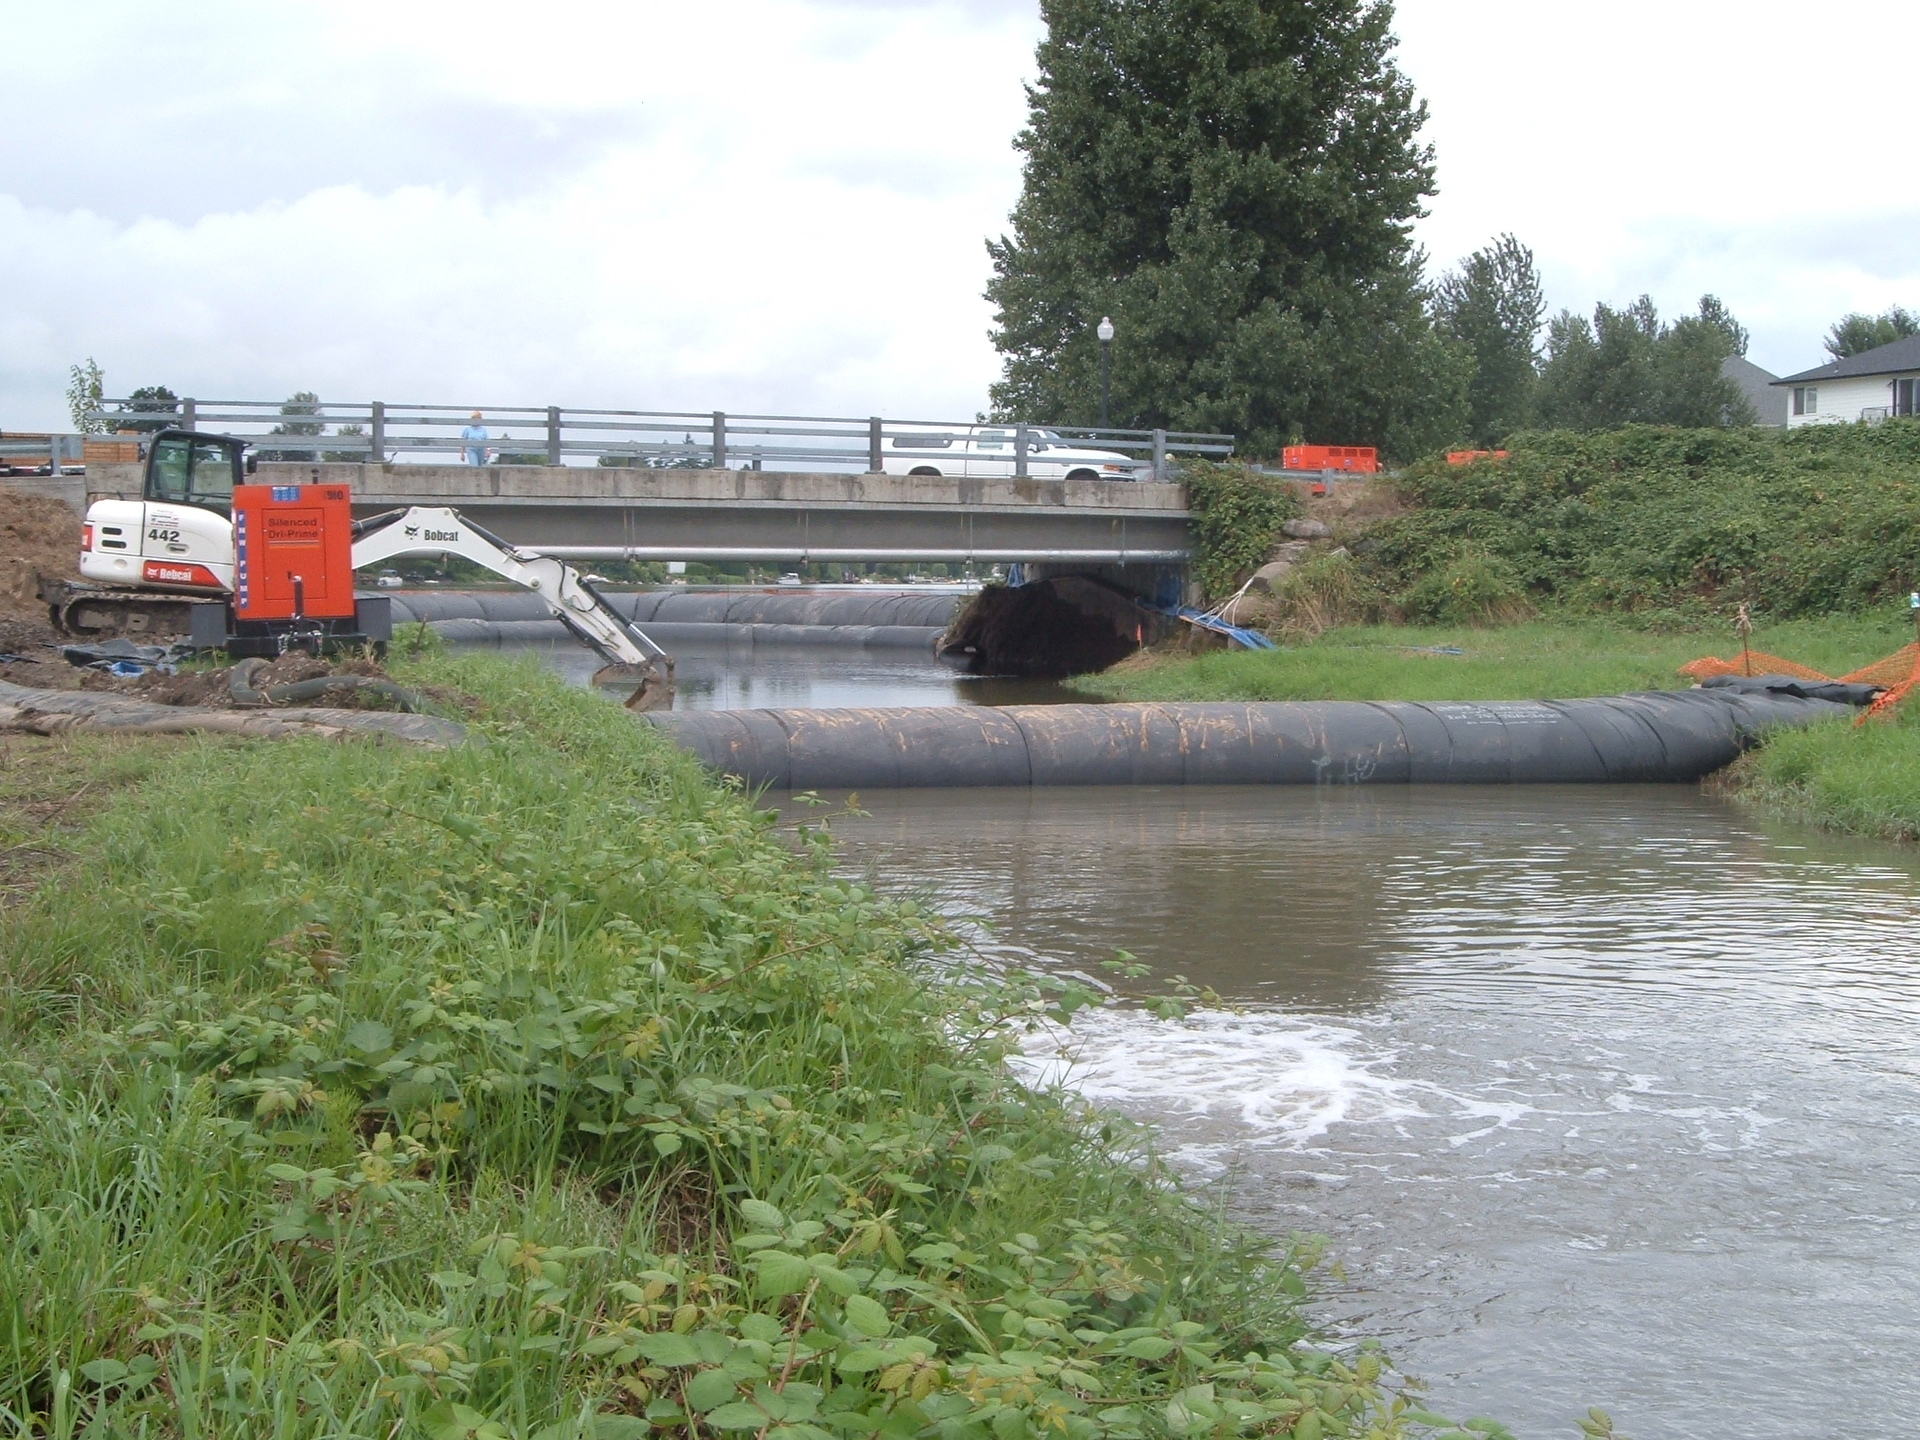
[498,631,1078,710]
[488,630,1920,1439]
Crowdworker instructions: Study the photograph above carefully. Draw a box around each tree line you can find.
[986,0,1914,460]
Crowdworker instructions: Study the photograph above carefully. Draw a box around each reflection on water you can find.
[456,636,1079,709]
[815,785,1920,1440]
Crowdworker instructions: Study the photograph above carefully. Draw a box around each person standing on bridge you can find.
[461,410,490,466]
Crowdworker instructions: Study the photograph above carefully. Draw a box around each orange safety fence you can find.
[1679,643,1920,725]
[1678,651,1832,683]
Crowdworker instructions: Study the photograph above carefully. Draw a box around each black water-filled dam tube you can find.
[430,618,943,650]
[642,690,1851,790]
[388,590,962,628]
[388,590,958,651]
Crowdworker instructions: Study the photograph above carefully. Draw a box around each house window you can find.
[1793,386,1818,416]
[1897,378,1918,417]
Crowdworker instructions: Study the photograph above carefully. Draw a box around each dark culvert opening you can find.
[937,577,1178,678]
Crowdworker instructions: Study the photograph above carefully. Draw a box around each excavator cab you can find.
[143,429,255,514]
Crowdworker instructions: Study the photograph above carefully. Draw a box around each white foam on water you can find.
[1014,1007,1533,1157]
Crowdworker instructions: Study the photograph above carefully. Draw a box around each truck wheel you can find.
[909,466,942,477]
[1066,468,1100,482]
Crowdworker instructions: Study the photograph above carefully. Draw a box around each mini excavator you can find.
[42,429,674,709]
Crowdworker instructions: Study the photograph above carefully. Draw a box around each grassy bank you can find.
[1077,616,1913,704]
[0,657,1480,1440]
[1729,708,1920,843]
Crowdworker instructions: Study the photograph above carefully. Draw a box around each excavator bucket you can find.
[597,658,676,713]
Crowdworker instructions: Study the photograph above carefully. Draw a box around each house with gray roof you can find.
[1771,334,1920,427]
[1722,354,1788,426]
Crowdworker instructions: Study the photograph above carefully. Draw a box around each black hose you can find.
[228,658,420,712]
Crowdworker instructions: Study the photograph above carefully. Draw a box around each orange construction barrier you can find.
[1679,642,1920,725]
[1283,444,1378,474]
[1678,650,1831,683]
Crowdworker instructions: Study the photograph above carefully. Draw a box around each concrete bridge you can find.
[85,460,1192,567]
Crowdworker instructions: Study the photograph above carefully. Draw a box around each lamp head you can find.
[1097,316,1115,343]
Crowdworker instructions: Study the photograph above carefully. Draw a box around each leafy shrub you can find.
[1360,420,1920,619]
[1181,462,1302,602]
[1398,548,1530,626]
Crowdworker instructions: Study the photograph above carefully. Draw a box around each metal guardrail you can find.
[0,434,80,474]
[81,400,1232,481]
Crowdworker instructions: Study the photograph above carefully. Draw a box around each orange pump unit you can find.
[233,483,356,622]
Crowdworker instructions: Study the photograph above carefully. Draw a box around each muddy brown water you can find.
[472,630,1079,709]
[820,786,1920,1440]
[501,633,1920,1438]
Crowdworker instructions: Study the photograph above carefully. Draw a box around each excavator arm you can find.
[351,506,674,711]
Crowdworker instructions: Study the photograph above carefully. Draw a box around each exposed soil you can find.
[3,636,481,718]
[0,488,83,623]
[82,653,370,706]
[0,616,78,691]
[1295,477,1408,533]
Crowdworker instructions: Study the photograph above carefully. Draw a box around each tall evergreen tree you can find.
[1434,233,1545,446]
[1824,306,1919,359]
[1536,295,1753,430]
[986,0,1464,460]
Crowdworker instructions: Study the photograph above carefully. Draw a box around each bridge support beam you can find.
[174,461,1196,565]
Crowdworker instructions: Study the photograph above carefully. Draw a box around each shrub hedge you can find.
[1361,420,1920,621]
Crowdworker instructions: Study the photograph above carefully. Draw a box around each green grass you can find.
[1075,616,1916,704]
[1736,708,1920,843]
[0,655,1476,1440]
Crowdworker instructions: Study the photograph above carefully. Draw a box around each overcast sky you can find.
[3,0,1915,431]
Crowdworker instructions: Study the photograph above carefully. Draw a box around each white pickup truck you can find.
[881,425,1145,481]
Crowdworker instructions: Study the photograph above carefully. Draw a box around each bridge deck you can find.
[86,462,1194,563]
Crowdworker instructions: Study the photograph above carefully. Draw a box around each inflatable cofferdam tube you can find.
[387,590,960,627]
[642,690,1851,790]
[387,590,958,650]
[427,618,943,650]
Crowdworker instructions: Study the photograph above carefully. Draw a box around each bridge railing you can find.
[83,400,1232,481]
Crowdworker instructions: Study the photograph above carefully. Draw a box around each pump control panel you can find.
[232,483,357,621]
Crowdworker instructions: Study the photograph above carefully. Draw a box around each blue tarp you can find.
[1159,604,1277,651]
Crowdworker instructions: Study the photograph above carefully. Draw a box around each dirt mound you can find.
[0,488,82,623]
[81,653,412,710]
[1296,477,1406,531]
[0,612,75,691]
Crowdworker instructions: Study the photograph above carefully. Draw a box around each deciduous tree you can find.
[116,385,179,434]
[1434,234,1544,446]
[1824,306,1919,359]
[66,358,105,434]
[1535,295,1753,430]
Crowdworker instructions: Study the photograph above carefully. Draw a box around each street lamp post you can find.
[1097,316,1115,429]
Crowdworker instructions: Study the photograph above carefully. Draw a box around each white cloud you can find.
[3,0,1915,431]
[0,0,1037,428]
[1396,0,1920,374]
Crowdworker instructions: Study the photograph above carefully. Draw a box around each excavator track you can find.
[41,578,206,641]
